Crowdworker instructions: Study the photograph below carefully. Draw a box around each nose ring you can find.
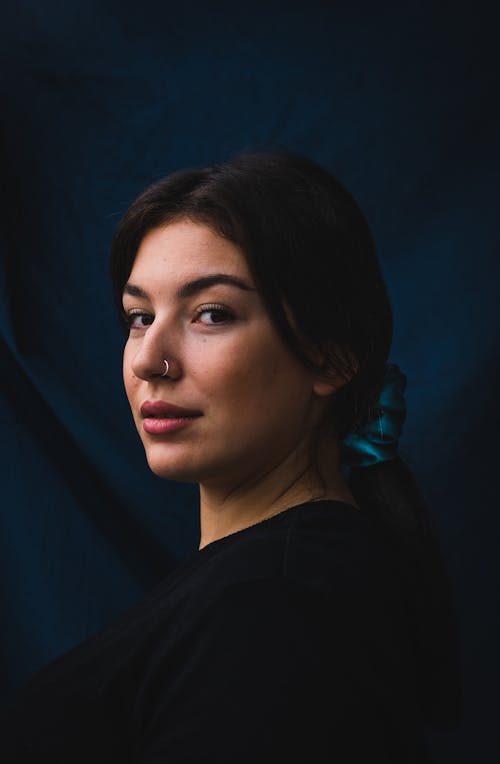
[161,360,169,377]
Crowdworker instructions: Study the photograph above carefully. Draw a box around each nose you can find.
[129,320,180,381]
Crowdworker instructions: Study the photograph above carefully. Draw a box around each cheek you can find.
[201,334,306,416]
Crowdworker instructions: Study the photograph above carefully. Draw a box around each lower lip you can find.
[142,416,200,434]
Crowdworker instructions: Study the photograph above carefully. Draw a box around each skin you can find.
[122,219,359,550]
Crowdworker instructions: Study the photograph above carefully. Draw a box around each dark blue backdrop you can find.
[1,2,498,761]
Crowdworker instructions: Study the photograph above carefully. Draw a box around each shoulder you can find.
[184,501,404,625]
[140,507,417,747]
[199,500,400,587]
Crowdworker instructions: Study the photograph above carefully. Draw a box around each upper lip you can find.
[140,400,203,418]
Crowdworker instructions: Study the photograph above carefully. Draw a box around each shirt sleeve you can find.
[137,576,418,763]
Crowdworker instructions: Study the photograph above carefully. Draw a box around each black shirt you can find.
[1,499,433,762]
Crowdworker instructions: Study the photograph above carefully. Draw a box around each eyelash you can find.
[124,310,153,329]
[124,304,235,329]
[193,303,235,325]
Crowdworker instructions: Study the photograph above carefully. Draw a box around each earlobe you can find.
[312,374,346,398]
[312,352,359,398]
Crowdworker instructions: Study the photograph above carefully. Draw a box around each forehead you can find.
[129,219,251,286]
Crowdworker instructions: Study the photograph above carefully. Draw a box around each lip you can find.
[140,400,202,419]
[140,400,202,436]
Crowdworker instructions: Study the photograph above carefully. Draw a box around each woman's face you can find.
[122,219,332,487]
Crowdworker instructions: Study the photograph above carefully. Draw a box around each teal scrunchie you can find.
[341,363,407,467]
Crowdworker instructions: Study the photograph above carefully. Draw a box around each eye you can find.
[195,304,235,325]
[125,311,154,330]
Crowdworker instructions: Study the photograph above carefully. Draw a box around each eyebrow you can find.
[123,273,256,301]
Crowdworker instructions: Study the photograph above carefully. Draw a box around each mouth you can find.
[140,400,202,435]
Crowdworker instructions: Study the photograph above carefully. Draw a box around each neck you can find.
[197,438,358,550]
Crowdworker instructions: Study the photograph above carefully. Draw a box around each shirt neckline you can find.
[198,498,361,555]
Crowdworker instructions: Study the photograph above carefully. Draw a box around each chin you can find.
[143,440,242,485]
[143,443,206,483]
[146,456,199,483]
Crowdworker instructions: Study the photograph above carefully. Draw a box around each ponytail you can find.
[348,456,462,729]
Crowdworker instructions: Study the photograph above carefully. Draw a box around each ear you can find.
[311,348,359,398]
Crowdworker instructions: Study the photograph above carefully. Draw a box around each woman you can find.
[2,152,461,762]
